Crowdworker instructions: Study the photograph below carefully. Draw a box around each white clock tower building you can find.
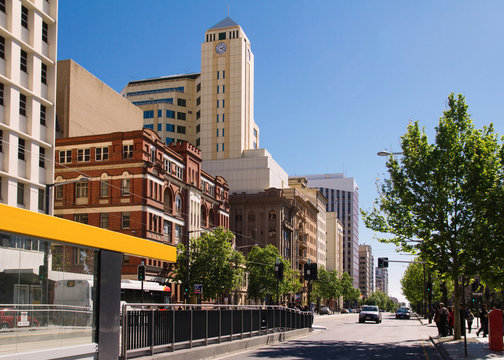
[200,17,259,160]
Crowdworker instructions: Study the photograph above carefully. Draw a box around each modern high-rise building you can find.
[304,174,360,287]
[358,244,373,298]
[375,267,389,295]
[0,0,57,212]
[122,17,287,195]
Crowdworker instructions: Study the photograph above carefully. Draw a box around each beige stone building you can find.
[56,59,143,139]
[121,17,287,195]
[359,244,374,298]
[0,0,57,212]
[326,212,344,274]
[288,176,327,269]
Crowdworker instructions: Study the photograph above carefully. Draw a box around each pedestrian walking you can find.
[448,306,455,336]
[439,303,449,337]
[434,304,442,336]
[466,309,474,333]
[476,304,489,337]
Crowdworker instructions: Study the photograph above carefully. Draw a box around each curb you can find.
[430,336,452,360]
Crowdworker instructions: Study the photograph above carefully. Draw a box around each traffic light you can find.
[137,264,146,281]
[311,263,318,280]
[378,258,384,268]
[275,262,284,281]
[38,265,47,280]
[383,258,389,268]
[304,263,311,280]
[183,284,189,299]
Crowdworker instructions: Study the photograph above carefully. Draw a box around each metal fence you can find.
[121,304,313,359]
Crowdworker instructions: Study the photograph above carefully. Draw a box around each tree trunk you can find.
[453,278,461,340]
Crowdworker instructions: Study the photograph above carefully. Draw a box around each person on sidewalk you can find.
[439,303,449,337]
[476,304,489,337]
[448,306,455,336]
[434,304,442,336]
[466,309,474,333]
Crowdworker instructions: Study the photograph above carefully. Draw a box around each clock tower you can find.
[200,17,259,160]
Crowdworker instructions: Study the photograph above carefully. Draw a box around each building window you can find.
[216,114,219,123]
[196,97,200,106]
[196,83,201,92]
[19,93,26,116]
[20,50,27,73]
[121,178,131,196]
[121,212,130,229]
[40,104,46,126]
[96,147,108,161]
[144,124,153,130]
[75,182,88,198]
[217,85,219,94]
[222,143,225,151]
[196,124,200,133]
[17,182,24,205]
[123,144,133,158]
[165,137,175,145]
[59,150,71,163]
[143,110,154,119]
[74,214,88,224]
[166,110,175,118]
[177,98,186,107]
[100,181,109,197]
[100,213,109,229]
[222,70,225,79]
[222,99,225,108]
[216,143,219,152]
[158,110,162,118]
[0,0,5,13]
[0,130,2,152]
[196,138,200,147]
[41,63,47,85]
[21,6,28,29]
[177,126,186,134]
[55,185,63,200]
[219,32,226,40]
[39,147,45,168]
[196,110,200,119]
[0,36,4,59]
[177,112,186,120]
[217,71,219,80]
[216,129,219,137]
[175,166,183,180]
[222,85,225,93]
[175,225,182,241]
[217,100,219,108]
[42,22,48,43]
[0,83,3,107]
[38,189,45,211]
[77,149,90,162]
[157,123,162,131]
[18,138,25,160]
[175,194,182,214]
[222,129,225,136]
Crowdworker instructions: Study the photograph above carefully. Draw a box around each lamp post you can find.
[377,151,404,157]
[45,177,90,215]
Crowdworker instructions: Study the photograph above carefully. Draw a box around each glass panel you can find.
[0,231,97,356]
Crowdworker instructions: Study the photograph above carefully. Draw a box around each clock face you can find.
[215,42,227,54]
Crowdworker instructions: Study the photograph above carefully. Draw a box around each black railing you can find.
[121,304,312,359]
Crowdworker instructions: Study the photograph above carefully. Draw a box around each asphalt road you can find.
[217,312,442,360]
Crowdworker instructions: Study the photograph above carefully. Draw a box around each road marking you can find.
[421,339,430,360]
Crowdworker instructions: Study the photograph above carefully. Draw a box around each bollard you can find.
[488,309,503,351]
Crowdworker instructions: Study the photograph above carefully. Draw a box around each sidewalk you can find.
[418,317,504,359]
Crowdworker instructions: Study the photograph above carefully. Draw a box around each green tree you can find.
[246,245,300,304]
[341,272,360,304]
[174,227,245,302]
[362,93,503,339]
[312,266,342,306]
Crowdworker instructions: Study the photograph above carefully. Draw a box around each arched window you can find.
[164,188,172,213]
[175,194,182,214]
[201,205,207,227]
[209,209,215,227]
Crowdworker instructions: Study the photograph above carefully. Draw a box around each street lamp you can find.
[45,177,91,215]
[377,151,404,156]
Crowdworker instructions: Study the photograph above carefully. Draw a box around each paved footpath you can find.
[421,319,504,360]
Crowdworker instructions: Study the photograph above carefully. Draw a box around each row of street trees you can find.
[174,229,361,307]
[362,93,504,339]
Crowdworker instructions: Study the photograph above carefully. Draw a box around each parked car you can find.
[0,308,39,329]
[395,307,411,319]
[341,308,349,313]
[359,305,382,324]
[319,306,331,315]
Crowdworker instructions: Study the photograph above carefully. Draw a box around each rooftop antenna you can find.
[227,2,230,16]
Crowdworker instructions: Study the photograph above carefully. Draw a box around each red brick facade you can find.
[54,129,230,294]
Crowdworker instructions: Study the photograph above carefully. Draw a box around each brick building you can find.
[54,129,230,299]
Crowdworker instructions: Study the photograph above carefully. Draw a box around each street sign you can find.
[472,292,483,296]
[194,284,203,295]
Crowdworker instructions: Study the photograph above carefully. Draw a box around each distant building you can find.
[326,213,344,274]
[375,267,389,295]
[288,177,327,269]
[303,174,360,288]
[54,129,229,300]
[0,0,57,212]
[359,244,373,298]
[122,17,288,195]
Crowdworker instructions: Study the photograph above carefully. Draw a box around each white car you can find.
[359,305,382,323]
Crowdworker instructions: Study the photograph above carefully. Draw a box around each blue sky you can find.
[58,1,504,303]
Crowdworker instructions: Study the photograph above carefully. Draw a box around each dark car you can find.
[359,305,382,323]
[319,306,331,315]
[395,307,411,319]
[0,309,39,329]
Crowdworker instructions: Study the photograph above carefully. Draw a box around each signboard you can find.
[18,311,29,327]
[472,292,483,296]
[194,284,203,295]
